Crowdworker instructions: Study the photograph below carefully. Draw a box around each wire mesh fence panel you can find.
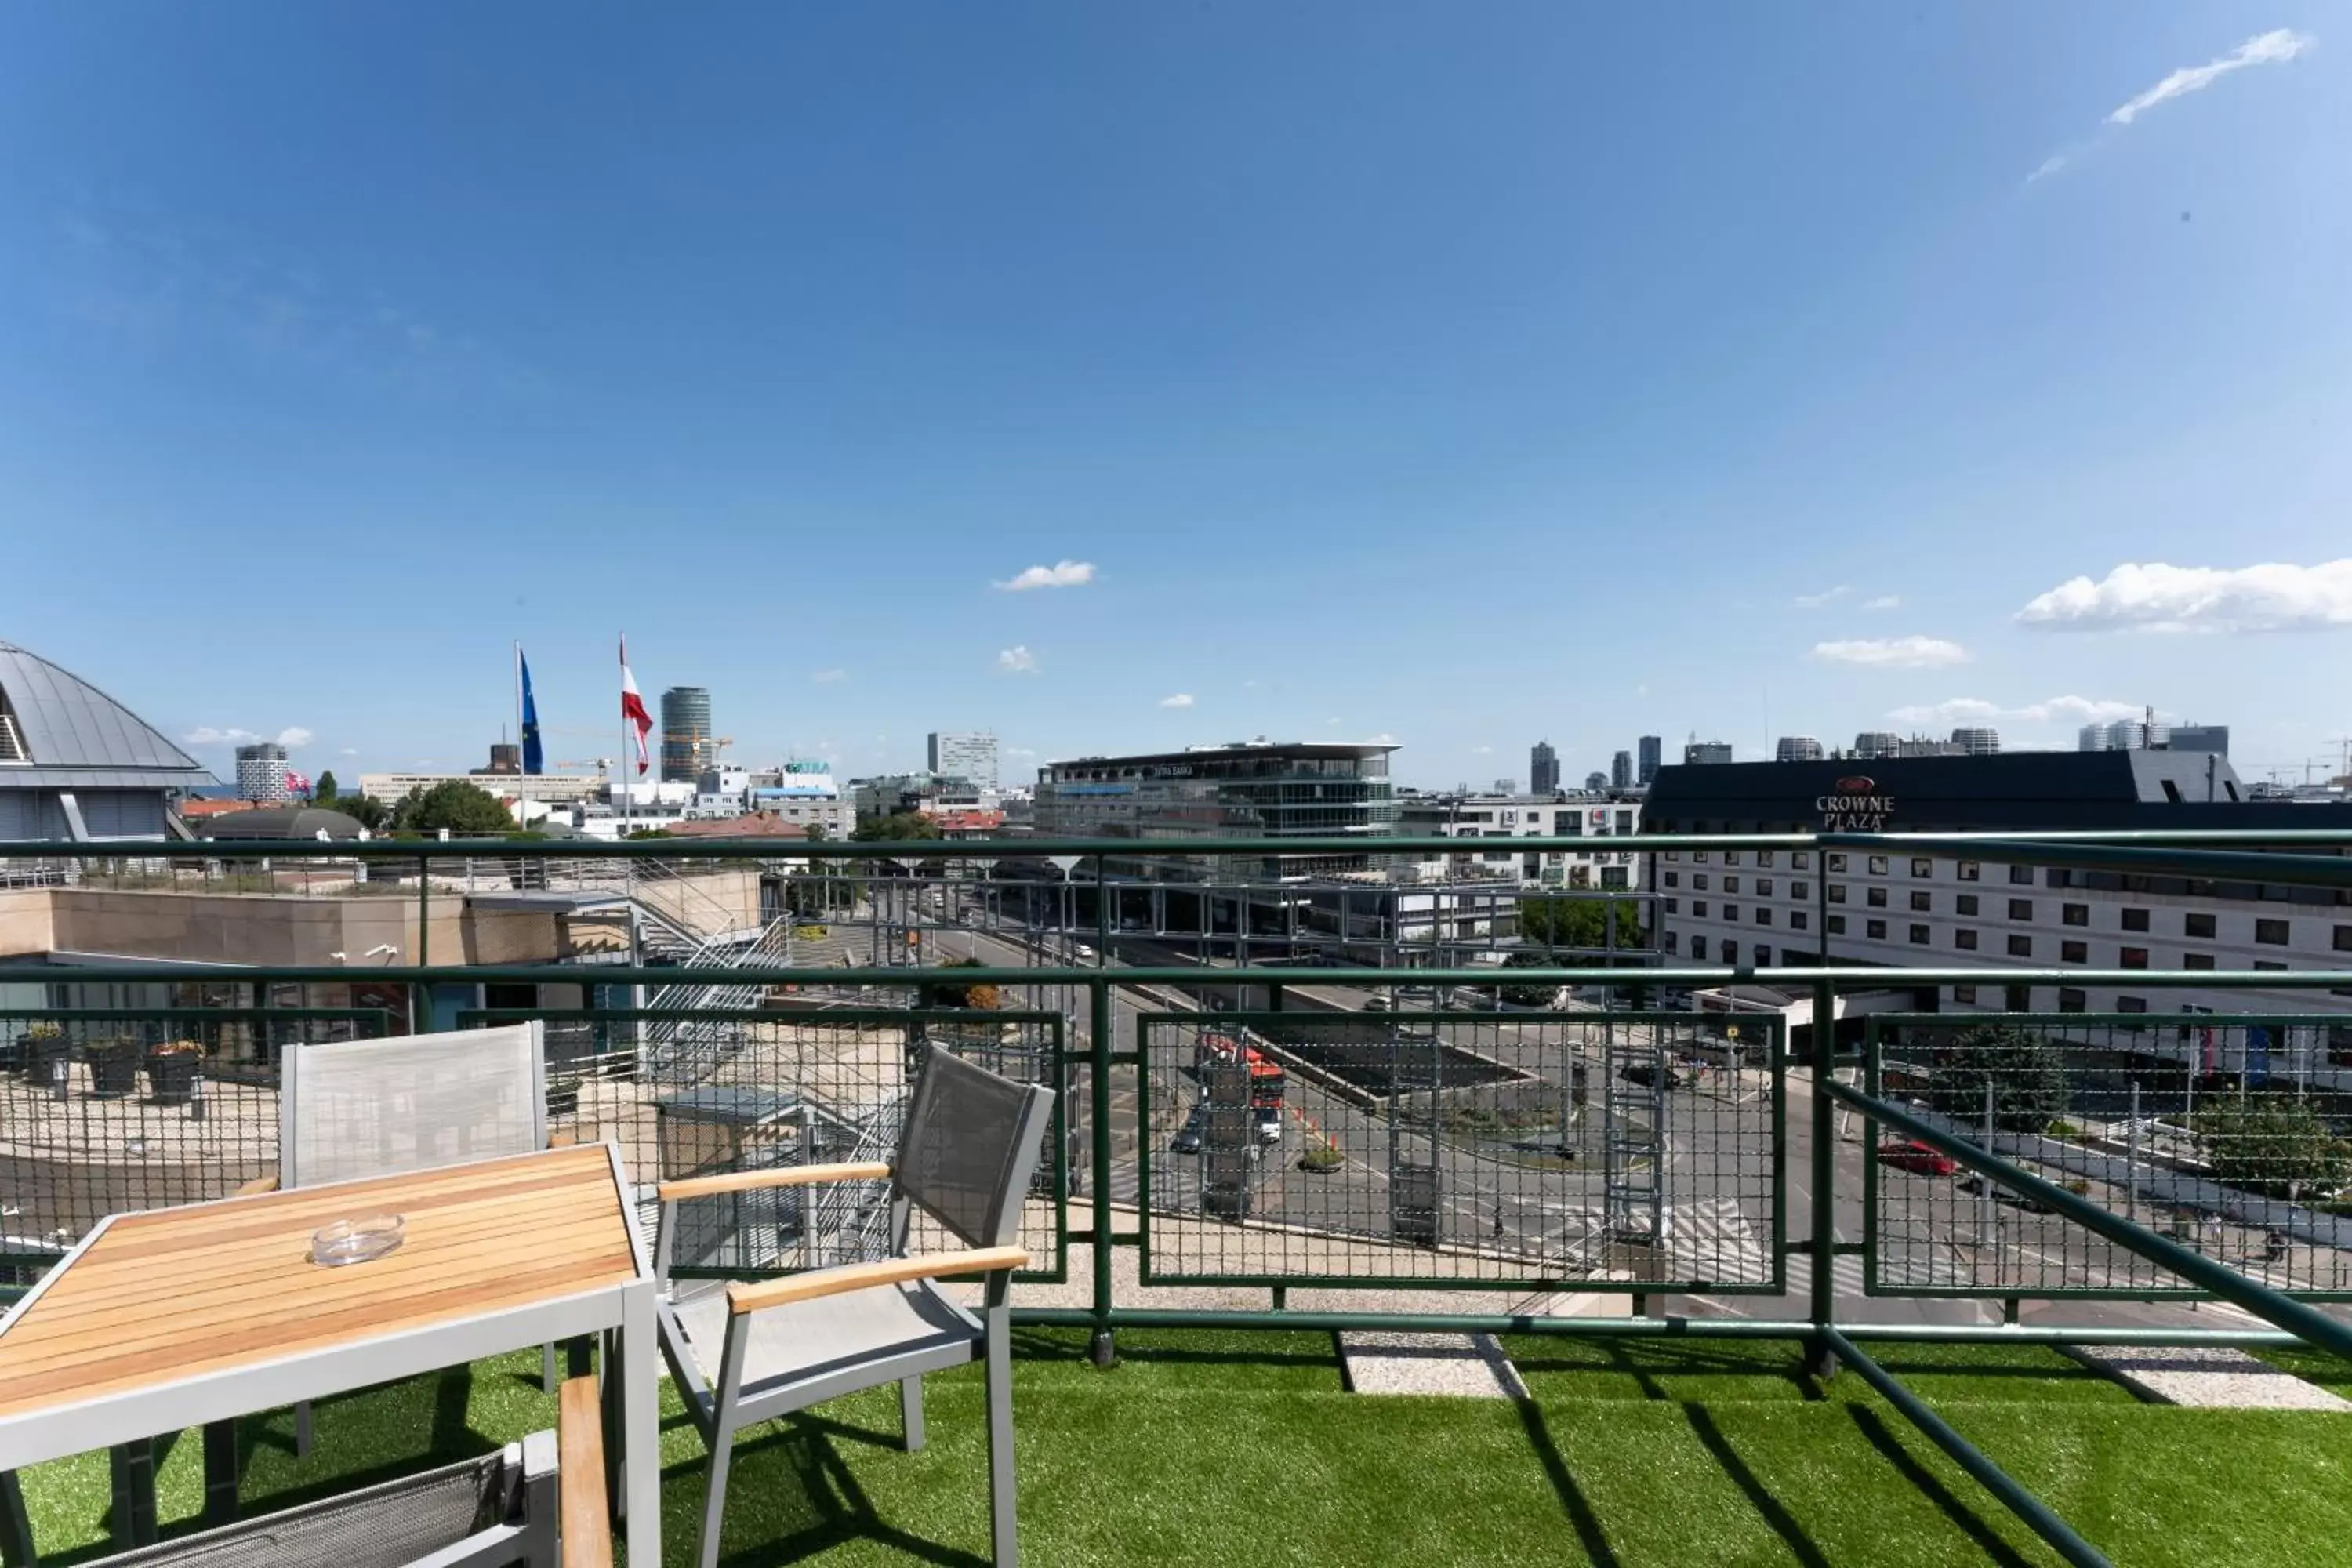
[1864,1014,2352,1299]
[0,1007,396,1262]
[1136,1010,1782,1290]
[463,1004,1068,1283]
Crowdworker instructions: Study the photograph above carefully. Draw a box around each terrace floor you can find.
[11,1334,2351,1568]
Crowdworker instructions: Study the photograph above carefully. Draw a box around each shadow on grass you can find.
[1004,1326,1340,1377]
[1511,1399,1621,1567]
[1680,1405,1829,1568]
[665,1416,986,1568]
[1845,1407,2040,1568]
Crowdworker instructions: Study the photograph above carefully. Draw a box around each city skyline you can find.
[5,9,2348,786]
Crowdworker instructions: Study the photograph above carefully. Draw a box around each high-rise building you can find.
[1584,771,1609,791]
[1951,727,2000,756]
[2099,718,2168,752]
[1775,736,1823,763]
[1530,740,1560,796]
[2167,724,2229,756]
[2078,723,2106,752]
[1493,777,1517,795]
[927,731,1000,790]
[1853,731,1900,759]
[1637,735,1662,786]
[1033,741,1396,880]
[1610,750,1633,789]
[234,742,290,804]
[659,687,713,782]
[1683,741,1733,766]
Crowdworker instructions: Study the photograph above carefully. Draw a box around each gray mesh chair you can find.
[652,1048,1052,1568]
[276,1025,557,1451]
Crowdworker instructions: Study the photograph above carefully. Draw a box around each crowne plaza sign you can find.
[1817,775,1895,831]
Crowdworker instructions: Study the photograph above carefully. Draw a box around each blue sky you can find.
[4,5,2348,790]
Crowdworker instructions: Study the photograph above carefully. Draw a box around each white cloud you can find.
[1812,636,1970,669]
[182,727,260,746]
[1004,746,1038,757]
[2016,559,2352,633]
[811,668,846,684]
[338,747,359,757]
[2027,154,2071,183]
[276,727,313,748]
[1472,745,1494,755]
[2108,29,2314,125]
[1862,594,1902,611]
[997,645,1040,673]
[1887,695,2146,728]
[1368,732,1396,744]
[1158,693,1195,709]
[1325,717,1342,726]
[1791,585,1852,610]
[993,560,1095,592]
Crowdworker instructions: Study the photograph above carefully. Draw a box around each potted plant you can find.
[86,1035,143,1099]
[147,1039,206,1105]
[21,1022,69,1084]
[1298,1142,1345,1174]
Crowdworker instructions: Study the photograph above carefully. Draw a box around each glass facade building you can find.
[1033,742,1398,880]
[660,686,713,782]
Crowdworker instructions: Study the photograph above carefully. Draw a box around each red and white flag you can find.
[619,635,653,775]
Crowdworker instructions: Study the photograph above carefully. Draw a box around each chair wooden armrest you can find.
[236,1172,280,1196]
[657,1160,891,1203]
[724,1246,1028,1316]
[557,1376,612,1568]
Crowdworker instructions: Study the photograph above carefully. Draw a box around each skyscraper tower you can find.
[1637,735,1662,786]
[1530,739,1560,795]
[659,686,713,782]
[1610,750,1633,789]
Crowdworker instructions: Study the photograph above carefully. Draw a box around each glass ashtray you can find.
[310,1214,405,1266]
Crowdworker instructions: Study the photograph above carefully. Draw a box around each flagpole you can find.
[514,642,523,764]
[619,633,631,833]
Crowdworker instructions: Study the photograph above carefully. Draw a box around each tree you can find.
[389,780,518,836]
[314,770,339,802]
[331,793,392,832]
[1516,897,1644,953]
[921,956,1001,1011]
[1497,950,1563,1008]
[852,811,941,843]
[1924,1023,2069,1135]
[802,822,827,843]
[2194,1094,2351,1201]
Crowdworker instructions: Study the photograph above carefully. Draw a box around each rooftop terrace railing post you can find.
[1806,866,1838,1381]
[1088,855,1116,1367]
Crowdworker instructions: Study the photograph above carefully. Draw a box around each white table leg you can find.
[621,1280,661,1568]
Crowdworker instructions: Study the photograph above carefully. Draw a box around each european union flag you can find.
[519,651,544,775]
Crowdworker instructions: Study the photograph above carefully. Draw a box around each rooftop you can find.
[0,640,218,790]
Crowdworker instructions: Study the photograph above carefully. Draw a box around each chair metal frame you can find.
[652,1049,1052,1568]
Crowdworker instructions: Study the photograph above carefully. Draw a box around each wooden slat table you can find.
[0,1144,660,1568]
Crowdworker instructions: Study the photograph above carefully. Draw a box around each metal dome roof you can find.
[0,639,217,788]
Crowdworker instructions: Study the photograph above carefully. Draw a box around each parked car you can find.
[1171,1105,1205,1154]
[1363,995,1392,1013]
[1957,1173,2052,1213]
[1878,1140,1957,1177]
[1618,1059,1685,1090]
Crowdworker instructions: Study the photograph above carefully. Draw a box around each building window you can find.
[1758,851,1777,868]
[1725,851,1742,866]
[1665,850,1680,862]
[1694,851,1710,863]
[1866,919,1888,940]
[2007,935,2033,958]
[2120,946,2149,970]
[1911,858,1933,877]
[2122,908,2150,933]
[1693,901,1708,918]
[2186,912,2216,939]
[1793,852,1811,870]
[1956,893,1979,916]
[1867,887,1888,909]
[2334,924,2352,952]
[1829,884,1847,904]
[1664,872,1679,888]
[1724,876,1740,895]
[1868,855,1889,876]
[1664,898,1679,915]
[1955,928,1978,951]
[1828,853,1847,873]
[1693,874,1709,891]
[1754,946,1772,966]
[1909,924,1929,945]
[2182,953,2214,969]
[1958,862,1980,882]
[2009,866,2034,885]
[2008,899,2033,921]
[2061,940,2087,964]
[2062,904,2089,927]
[1755,906,1773,926]
[2256,919,2290,946]
[2005,984,2032,1012]
[1826,915,1846,935]
[1910,891,1932,913]
[1722,940,1739,964]
[1724,905,1741,923]
[1791,881,1809,900]
[1757,879,1775,898]
[1664,931,1679,954]
[1791,911,1809,931]
[2118,996,2148,1014]
[1690,936,1706,960]
[2058,988,2087,1014]
[2254,960,2288,973]
[1954,985,1978,1004]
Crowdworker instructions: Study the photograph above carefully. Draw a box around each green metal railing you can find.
[5,829,2352,1566]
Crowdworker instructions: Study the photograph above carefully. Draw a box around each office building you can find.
[1610,750,1634,789]
[659,686,713,782]
[1637,735,1662,786]
[2168,724,2229,756]
[1644,751,2352,1062]
[1397,789,1643,891]
[0,638,218,840]
[1853,731,1900,759]
[1775,736,1823,763]
[234,742,290,804]
[1033,740,1397,880]
[2081,717,2171,753]
[928,731,1000,791]
[1684,740,1733,766]
[1951,727,2000,756]
[1492,777,1517,795]
[1584,771,1608,791]
[1530,740,1560,796]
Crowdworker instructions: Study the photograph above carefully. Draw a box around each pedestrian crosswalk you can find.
[1663,1196,1775,1288]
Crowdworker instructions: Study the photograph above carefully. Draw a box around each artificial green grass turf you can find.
[16,1338,2352,1567]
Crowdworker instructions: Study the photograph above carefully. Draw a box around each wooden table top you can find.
[0,1145,640,1421]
